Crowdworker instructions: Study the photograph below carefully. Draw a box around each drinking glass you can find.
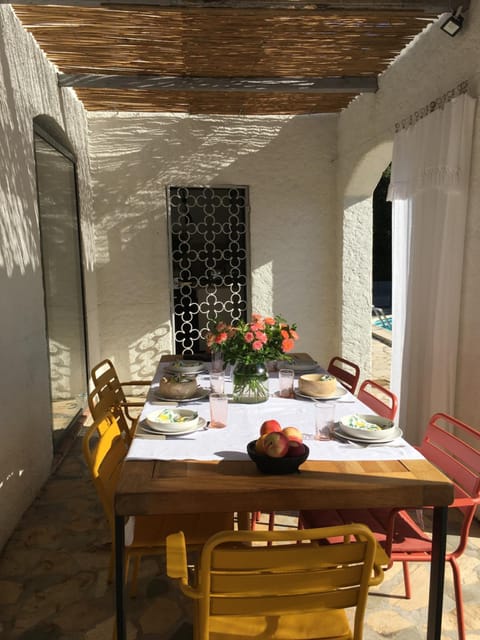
[278,368,295,398]
[210,371,225,394]
[314,401,336,440]
[211,350,224,373]
[209,392,228,428]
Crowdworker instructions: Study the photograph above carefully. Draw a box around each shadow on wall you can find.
[0,43,40,276]
[90,114,336,378]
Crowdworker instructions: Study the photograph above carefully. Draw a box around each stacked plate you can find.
[153,387,209,403]
[165,360,207,375]
[284,360,320,373]
[143,408,205,436]
[334,414,402,444]
[294,387,347,401]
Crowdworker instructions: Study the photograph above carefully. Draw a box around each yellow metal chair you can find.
[88,384,135,444]
[90,358,150,429]
[167,523,384,640]
[83,411,234,596]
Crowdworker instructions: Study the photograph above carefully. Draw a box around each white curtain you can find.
[388,93,476,444]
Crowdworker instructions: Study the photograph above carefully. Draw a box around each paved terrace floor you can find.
[1,340,479,639]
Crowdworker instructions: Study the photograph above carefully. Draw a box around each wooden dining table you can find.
[114,354,454,640]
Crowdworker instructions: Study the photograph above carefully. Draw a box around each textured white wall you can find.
[0,6,93,549]
[337,5,480,425]
[87,113,338,380]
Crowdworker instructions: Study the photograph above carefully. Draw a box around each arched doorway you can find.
[340,142,393,380]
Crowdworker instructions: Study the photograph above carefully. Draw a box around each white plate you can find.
[153,388,209,402]
[146,408,199,430]
[294,387,348,401]
[332,423,403,444]
[140,417,207,436]
[338,413,395,441]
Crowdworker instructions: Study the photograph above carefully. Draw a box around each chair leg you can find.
[450,557,466,640]
[268,512,275,531]
[266,512,276,546]
[402,561,412,599]
[124,554,131,585]
[108,550,114,584]
[250,511,261,530]
[129,555,141,597]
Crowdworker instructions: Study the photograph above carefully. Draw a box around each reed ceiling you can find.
[11,1,448,115]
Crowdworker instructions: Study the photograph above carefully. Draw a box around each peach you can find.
[260,419,282,436]
[263,431,290,458]
[285,440,307,457]
[282,426,303,443]
[255,434,268,455]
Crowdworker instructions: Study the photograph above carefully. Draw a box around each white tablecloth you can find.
[127,361,423,462]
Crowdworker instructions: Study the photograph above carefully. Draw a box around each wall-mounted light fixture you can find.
[440,6,464,36]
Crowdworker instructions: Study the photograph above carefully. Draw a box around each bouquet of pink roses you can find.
[206,314,298,366]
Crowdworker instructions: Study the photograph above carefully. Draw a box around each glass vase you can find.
[232,361,269,404]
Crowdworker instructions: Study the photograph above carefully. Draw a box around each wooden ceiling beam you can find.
[8,0,467,12]
[58,73,378,93]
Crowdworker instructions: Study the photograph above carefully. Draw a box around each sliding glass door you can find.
[34,125,88,448]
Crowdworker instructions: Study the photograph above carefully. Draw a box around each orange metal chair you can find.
[300,412,480,640]
[327,356,361,394]
[357,379,398,420]
[90,358,150,429]
[167,523,385,640]
[83,411,234,597]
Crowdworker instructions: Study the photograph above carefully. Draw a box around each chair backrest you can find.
[190,524,380,640]
[91,359,127,406]
[82,411,129,529]
[327,356,361,394]
[420,413,480,550]
[357,379,398,421]
[88,385,132,443]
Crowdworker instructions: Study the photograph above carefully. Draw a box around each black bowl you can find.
[246,440,309,475]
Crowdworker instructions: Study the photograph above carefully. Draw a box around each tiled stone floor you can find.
[1,340,479,639]
[1,423,479,640]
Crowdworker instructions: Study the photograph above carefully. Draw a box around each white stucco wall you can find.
[87,113,339,380]
[0,6,93,549]
[338,5,480,427]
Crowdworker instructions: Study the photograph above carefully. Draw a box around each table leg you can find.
[426,505,448,640]
[114,514,126,640]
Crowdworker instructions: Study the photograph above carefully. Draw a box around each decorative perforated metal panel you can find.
[168,186,249,355]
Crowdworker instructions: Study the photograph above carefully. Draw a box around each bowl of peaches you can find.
[247,420,309,474]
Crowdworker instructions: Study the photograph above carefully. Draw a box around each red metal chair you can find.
[327,356,360,394]
[357,379,398,420]
[300,412,480,640]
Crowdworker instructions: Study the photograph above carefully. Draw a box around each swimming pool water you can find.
[373,318,392,331]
